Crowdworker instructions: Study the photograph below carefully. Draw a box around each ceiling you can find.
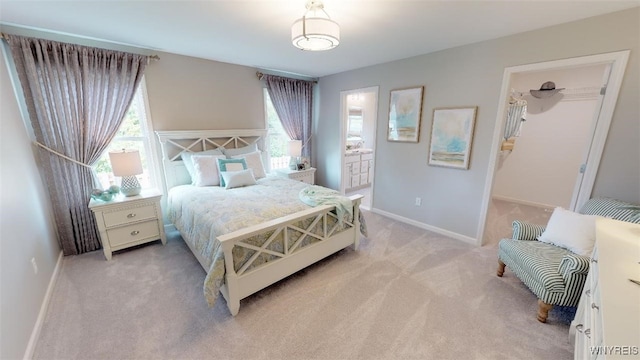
[0,1,638,78]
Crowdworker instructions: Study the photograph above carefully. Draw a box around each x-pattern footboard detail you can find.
[232,210,353,276]
[217,195,362,315]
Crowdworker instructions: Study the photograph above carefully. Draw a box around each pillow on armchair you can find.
[537,207,600,257]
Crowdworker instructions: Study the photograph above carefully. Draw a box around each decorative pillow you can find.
[537,207,600,256]
[217,158,247,187]
[191,154,226,187]
[181,148,224,183]
[231,151,266,179]
[223,143,258,157]
[221,169,257,189]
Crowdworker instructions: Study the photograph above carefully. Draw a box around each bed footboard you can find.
[217,195,363,315]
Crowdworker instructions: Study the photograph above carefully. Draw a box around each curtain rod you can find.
[256,71,317,84]
[0,32,160,61]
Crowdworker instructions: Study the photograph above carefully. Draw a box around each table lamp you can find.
[109,149,143,196]
[287,140,302,170]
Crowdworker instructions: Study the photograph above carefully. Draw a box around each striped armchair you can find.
[496,198,640,323]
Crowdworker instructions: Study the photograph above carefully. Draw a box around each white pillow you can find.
[537,207,599,256]
[223,143,258,157]
[231,151,266,179]
[191,154,226,187]
[220,169,257,189]
[181,148,224,183]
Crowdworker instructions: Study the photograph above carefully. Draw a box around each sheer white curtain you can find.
[6,35,148,255]
[263,74,314,160]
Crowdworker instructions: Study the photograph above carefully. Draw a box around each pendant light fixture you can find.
[291,0,340,51]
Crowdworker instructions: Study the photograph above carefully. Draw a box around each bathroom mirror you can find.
[347,107,364,143]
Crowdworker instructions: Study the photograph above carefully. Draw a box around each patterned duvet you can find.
[167,176,340,306]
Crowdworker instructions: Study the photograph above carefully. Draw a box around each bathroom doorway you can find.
[339,86,379,210]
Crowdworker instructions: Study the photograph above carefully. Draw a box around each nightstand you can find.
[89,188,166,260]
[275,167,316,185]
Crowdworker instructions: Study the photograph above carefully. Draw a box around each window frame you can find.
[94,77,161,190]
[263,88,292,171]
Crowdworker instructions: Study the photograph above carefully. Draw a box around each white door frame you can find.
[477,50,630,246]
[339,86,379,199]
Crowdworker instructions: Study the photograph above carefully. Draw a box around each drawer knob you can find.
[127,213,137,218]
[130,230,140,236]
[591,303,599,310]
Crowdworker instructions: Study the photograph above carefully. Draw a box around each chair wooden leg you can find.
[537,299,553,323]
[497,260,506,277]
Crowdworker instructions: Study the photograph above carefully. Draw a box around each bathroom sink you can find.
[345,148,372,155]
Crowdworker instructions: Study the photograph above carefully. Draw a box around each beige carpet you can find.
[33,211,572,359]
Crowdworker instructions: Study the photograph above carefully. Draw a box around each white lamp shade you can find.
[291,17,340,51]
[287,140,302,157]
[109,150,143,176]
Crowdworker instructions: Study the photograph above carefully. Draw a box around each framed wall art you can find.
[387,86,424,142]
[428,106,477,169]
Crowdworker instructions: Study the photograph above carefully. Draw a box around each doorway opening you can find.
[478,51,630,246]
[339,86,379,210]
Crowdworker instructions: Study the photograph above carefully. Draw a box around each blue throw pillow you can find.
[217,158,247,187]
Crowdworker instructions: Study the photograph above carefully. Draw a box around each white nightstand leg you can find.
[103,247,112,261]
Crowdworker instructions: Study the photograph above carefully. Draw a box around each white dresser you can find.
[89,188,166,260]
[571,218,640,359]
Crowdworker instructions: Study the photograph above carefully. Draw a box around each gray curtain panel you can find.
[263,74,314,159]
[6,34,148,255]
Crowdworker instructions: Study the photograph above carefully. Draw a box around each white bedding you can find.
[167,175,320,306]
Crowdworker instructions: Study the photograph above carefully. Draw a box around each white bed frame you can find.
[156,130,363,315]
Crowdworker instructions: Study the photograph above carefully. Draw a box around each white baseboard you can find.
[23,250,63,360]
[491,195,555,210]
[370,208,478,246]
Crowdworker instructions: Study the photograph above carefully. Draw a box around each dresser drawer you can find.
[103,205,156,228]
[106,220,161,247]
[361,153,373,161]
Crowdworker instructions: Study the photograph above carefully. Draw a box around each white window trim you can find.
[136,78,162,190]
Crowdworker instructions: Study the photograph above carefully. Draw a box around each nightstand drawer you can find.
[103,205,156,228]
[106,220,160,247]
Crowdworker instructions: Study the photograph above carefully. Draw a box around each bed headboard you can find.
[155,129,270,192]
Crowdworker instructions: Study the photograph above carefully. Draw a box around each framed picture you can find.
[387,86,424,142]
[428,106,478,169]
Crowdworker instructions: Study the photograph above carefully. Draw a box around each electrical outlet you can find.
[31,257,38,274]
[415,197,421,206]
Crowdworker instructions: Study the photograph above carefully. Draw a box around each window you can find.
[264,89,291,170]
[94,80,158,189]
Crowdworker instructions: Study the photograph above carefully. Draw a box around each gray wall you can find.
[0,45,60,360]
[315,8,640,239]
[144,52,265,131]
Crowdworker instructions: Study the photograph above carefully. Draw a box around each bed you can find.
[156,129,365,315]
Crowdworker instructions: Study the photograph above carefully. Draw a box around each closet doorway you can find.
[479,51,630,246]
[339,86,379,210]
